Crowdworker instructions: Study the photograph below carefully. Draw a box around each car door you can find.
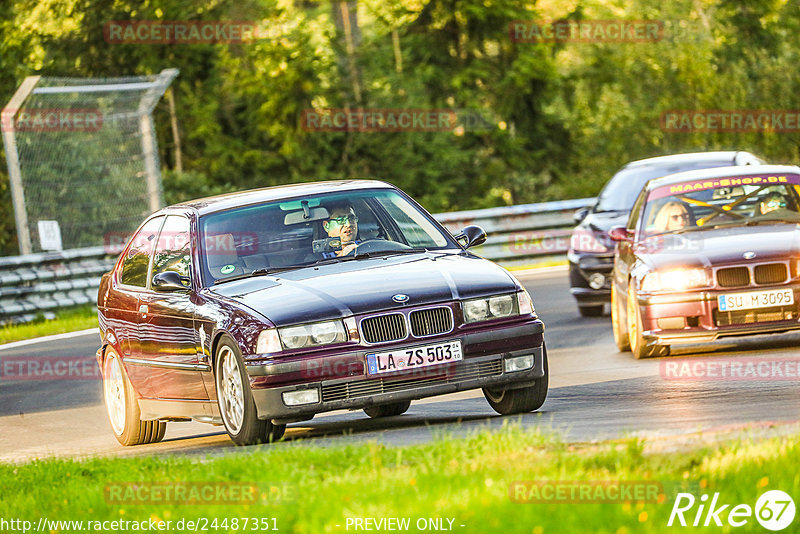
[114,215,165,361]
[133,214,209,400]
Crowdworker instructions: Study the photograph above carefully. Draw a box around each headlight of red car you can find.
[640,268,710,292]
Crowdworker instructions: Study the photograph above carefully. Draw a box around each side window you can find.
[120,217,164,287]
[152,215,192,282]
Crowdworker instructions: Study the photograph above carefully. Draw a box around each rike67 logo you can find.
[669,490,795,531]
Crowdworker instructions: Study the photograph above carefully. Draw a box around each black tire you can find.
[364,400,411,418]
[102,348,167,446]
[215,336,285,446]
[483,344,549,415]
[578,304,604,317]
[611,283,631,352]
[627,285,670,359]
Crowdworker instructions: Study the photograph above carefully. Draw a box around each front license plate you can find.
[366,341,463,376]
[717,288,794,312]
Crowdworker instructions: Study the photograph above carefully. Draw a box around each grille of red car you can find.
[754,263,788,285]
[716,263,789,288]
[360,313,407,343]
[716,267,750,287]
[714,306,795,326]
[320,357,503,402]
[409,307,453,337]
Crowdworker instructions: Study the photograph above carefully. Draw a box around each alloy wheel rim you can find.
[104,354,126,435]
[219,347,245,433]
[627,288,639,351]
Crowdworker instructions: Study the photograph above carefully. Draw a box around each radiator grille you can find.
[409,307,453,337]
[754,263,788,285]
[716,267,750,287]
[714,306,795,326]
[321,358,503,402]
[360,313,407,344]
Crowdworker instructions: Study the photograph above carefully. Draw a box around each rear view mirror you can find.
[456,225,487,249]
[152,271,191,291]
[573,206,590,225]
[608,226,633,243]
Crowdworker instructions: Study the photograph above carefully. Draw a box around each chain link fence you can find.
[1,69,178,254]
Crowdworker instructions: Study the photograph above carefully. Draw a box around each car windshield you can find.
[639,174,800,237]
[595,160,736,212]
[200,188,455,285]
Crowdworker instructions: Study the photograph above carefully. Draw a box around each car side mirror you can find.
[608,226,633,243]
[573,206,590,225]
[456,225,487,249]
[152,271,191,292]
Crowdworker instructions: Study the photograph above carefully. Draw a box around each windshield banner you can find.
[649,173,800,200]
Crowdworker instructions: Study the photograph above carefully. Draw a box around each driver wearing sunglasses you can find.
[321,201,361,257]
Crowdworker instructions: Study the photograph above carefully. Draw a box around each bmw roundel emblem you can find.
[743,251,756,260]
[392,294,410,303]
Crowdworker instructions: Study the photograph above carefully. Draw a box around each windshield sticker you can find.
[220,264,236,275]
[649,174,800,200]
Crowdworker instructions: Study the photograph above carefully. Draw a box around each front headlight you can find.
[640,268,709,292]
[463,294,521,323]
[278,320,348,350]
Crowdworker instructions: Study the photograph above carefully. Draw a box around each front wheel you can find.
[103,348,166,446]
[364,400,411,418]
[611,283,630,352]
[483,344,549,415]
[627,285,669,359]
[216,336,285,446]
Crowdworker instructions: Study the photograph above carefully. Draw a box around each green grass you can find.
[1,424,797,533]
[0,304,97,345]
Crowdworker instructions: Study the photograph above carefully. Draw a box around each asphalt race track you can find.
[2,267,800,462]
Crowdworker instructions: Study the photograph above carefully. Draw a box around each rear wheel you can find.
[103,348,167,446]
[578,304,604,317]
[611,283,630,352]
[216,336,285,446]
[484,344,548,415]
[364,400,411,418]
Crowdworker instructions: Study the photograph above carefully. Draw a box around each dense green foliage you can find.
[1,0,798,255]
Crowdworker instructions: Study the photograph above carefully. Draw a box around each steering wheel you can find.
[344,239,412,255]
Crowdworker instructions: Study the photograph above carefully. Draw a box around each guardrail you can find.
[0,197,594,324]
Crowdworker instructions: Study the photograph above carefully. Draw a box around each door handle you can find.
[139,304,148,315]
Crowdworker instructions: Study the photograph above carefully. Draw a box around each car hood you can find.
[636,224,800,271]
[209,252,518,326]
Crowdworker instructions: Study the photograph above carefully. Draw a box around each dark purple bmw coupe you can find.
[96,181,547,446]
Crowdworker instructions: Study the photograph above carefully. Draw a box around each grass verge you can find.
[0,304,97,345]
[1,424,797,533]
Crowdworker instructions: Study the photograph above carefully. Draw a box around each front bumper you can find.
[636,285,800,346]
[568,251,614,304]
[247,320,545,421]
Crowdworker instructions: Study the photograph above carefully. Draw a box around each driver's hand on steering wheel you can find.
[339,242,358,256]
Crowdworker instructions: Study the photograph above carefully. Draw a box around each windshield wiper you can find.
[213,266,299,285]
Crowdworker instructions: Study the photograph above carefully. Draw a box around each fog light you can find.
[504,354,534,373]
[657,317,686,330]
[282,388,320,406]
[588,273,606,290]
